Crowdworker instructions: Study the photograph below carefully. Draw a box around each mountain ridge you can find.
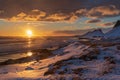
[82,29,104,39]
[105,20,120,39]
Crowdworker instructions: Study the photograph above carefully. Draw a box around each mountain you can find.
[82,29,104,39]
[113,20,120,28]
[105,20,120,39]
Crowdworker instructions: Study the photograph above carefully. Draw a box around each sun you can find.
[26,30,33,38]
[27,52,33,56]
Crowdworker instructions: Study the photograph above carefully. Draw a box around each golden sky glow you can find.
[0,0,119,36]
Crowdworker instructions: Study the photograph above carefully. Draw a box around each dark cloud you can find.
[53,26,94,36]
[98,22,116,27]
[53,29,94,36]
[0,0,120,22]
[85,19,101,23]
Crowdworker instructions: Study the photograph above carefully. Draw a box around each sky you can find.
[0,0,120,36]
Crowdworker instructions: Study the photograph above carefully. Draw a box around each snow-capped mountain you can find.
[82,29,104,39]
[105,20,120,39]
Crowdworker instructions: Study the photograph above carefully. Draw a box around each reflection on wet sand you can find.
[27,51,33,56]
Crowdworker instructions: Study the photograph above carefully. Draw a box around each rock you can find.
[113,20,120,28]
[25,67,34,70]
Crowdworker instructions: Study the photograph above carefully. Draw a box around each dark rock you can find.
[113,20,120,28]
[25,67,34,70]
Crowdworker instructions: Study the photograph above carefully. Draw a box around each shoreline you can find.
[0,49,54,66]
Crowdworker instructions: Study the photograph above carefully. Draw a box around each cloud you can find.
[53,28,94,36]
[53,26,94,36]
[81,26,92,29]
[45,13,69,22]
[53,30,87,36]
[0,10,4,14]
[98,22,116,27]
[76,9,87,16]
[8,5,120,22]
[85,19,101,23]
[8,10,46,21]
[87,5,120,18]
[8,10,78,22]
[0,0,119,22]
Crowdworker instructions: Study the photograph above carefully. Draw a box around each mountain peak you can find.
[82,29,104,39]
[93,29,102,32]
[105,20,120,39]
[113,20,120,28]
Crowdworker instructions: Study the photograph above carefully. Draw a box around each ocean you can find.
[0,36,72,62]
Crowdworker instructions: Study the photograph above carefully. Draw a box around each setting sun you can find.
[27,52,33,56]
[26,30,33,38]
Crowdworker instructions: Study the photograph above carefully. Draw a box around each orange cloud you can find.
[8,10,46,21]
[0,10,4,14]
[7,5,120,22]
[17,12,27,17]
[46,13,69,21]
[76,9,87,15]
[87,5,120,18]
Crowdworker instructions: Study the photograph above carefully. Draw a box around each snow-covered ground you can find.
[0,39,120,80]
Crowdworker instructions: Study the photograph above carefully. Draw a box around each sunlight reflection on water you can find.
[27,39,32,48]
[0,36,72,62]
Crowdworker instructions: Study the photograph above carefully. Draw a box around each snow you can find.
[44,42,120,80]
[105,25,120,39]
[104,20,120,39]
[81,20,120,39]
[82,29,104,39]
